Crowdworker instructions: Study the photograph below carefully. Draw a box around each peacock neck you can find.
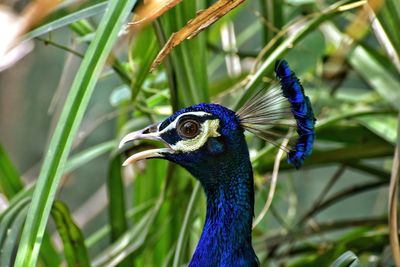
[189,158,258,267]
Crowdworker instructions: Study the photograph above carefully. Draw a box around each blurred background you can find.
[0,0,399,266]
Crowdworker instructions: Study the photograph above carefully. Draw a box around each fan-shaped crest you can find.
[237,59,316,168]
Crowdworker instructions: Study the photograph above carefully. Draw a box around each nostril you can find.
[142,124,158,134]
[148,124,158,133]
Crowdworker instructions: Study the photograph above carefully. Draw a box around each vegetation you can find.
[0,0,399,266]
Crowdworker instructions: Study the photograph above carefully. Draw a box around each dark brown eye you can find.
[177,119,200,139]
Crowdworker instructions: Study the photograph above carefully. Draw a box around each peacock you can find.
[119,60,316,266]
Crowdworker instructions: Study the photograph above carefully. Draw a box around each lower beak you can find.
[119,124,173,166]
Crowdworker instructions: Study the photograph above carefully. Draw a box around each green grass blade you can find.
[51,201,90,267]
[0,198,30,249]
[129,26,159,102]
[0,143,24,198]
[107,154,132,267]
[159,0,209,107]
[25,1,108,40]
[330,251,360,267]
[349,46,400,109]
[0,206,28,267]
[13,0,138,266]
[65,141,115,173]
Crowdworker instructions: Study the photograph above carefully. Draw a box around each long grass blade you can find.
[25,1,108,40]
[107,154,132,267]
[13,0,138,266]
[0,206,28,267]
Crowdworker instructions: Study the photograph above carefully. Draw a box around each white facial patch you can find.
[171,118,220,152]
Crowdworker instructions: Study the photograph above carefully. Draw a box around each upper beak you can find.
[119,123,173,166]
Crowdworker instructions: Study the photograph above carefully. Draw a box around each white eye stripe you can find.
[159,111,212,134]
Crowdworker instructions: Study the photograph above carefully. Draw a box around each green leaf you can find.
[0,198,30,249]
[65,141,115,173]
[129,25,159,102]
[25,1,108,40]
[106,153,132,267]
[349,45,400,110]
[356,115,397,144]
[51,201,90,267]
[158,0,209,108]
[330,251,360,267]
[0,143,24,198]
[13,0,138,266]
[0,206,28,267]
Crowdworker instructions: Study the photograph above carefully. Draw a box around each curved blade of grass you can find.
[0,206,28,267]
[65,141,115,173]
[51,201,90,267]
[0,143,24,199]
[13,0,138,266]
[0,198,30,249]
[25,1,108,40]
[330,251,360,267]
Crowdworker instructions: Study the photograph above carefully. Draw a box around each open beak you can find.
[119,123,174,166]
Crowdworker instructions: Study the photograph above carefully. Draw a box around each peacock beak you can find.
[118,123,174,166]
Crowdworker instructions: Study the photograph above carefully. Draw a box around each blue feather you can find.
[274,59,316,168]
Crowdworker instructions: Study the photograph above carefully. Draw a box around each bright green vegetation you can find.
[0,0,399,266]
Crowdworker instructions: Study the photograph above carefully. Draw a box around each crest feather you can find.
[237,59,316,168]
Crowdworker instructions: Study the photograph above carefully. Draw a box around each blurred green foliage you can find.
[0,0,399,266]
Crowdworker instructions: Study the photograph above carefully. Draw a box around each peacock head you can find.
[119,103,249,184]
[119,60,316,182]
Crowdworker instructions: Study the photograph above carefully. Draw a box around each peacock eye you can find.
[177,119,200,139]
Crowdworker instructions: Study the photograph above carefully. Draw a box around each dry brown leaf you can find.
[129,0,182,27]
[150,0,246,71]
[0,0,58,71]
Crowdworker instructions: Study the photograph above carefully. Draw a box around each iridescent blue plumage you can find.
[274,59,316,168]
[158,104,259,266]
[120,59,315,267]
